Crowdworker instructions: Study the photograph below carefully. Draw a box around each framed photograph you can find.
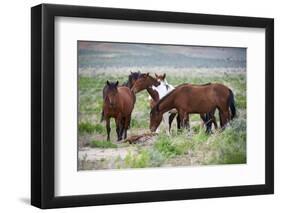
[31,4,274,209]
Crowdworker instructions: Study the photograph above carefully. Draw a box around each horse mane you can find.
[199,82,211,86]
[123,71,142,88]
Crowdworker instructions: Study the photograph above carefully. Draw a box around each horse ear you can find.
[163,73,166,79]
[106,80,110,86]
[146,73,150,77]
[130,71,133,74]
[115,81,119,87]
[155,73,158,78]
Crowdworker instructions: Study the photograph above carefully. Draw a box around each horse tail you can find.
[228,89,236,120]
[100,110,105,122]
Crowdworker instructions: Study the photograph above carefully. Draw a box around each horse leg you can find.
[219,110,223,128]
[120,117,126,140]
[211,112,218,129]
[223,110,230,127]
[123,116,131,139]
[218,108,229,129]
[176,114,181,130]
[123,115,131,139]
[115,116,123,141]
[162,112,170,135]
[114,117,120,140]
[201,113,210,133]
[106,117,111,141]
[200,113,206,128]
[200,113,208,131]
[184,114,190,131]
[168,112,177,133]
[178,110,188,130]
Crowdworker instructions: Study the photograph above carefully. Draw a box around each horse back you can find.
[178,83,229,95]
[191,83,231,108]
[174,83,229,110]
[118,86,135,111]
[210,83,231,100]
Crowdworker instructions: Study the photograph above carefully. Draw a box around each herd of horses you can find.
[100,71,236,141]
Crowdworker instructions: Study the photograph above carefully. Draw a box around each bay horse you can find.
[155,73,218,133]
[102,81,135,141]
[149,83,236,133]
[101,71,141,122]
[131,73,218,133]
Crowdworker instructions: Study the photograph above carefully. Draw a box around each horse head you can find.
[155,73,169,85]
[105,80,119,106]
[131,73,160,93]
[155,73,166,81]
[149,105,162,132]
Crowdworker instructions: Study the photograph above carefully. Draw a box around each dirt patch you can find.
[79,147,137,161]
[78,146,138,170]
[78,133,157,170]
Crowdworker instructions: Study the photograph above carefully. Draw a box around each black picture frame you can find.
[31,3,274,209]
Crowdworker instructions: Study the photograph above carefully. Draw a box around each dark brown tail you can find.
[228,89,236,119]
[100,110,105,122]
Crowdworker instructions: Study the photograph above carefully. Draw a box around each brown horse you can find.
[149,83,236,133]
[154,73,219,132]
[131,73,160,107]
[101,71,141,122]
[102,81,135,141]
[132,73,218,133]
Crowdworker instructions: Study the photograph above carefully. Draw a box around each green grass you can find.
[205,119,246,164]
[154,134,189,158]
[124,150,150,168]
[124,149,165,168]
[90,140,117,148]
[79,69,247,169]
[79,122,104,134]
[130,117,148,129]
[192,129,209,143]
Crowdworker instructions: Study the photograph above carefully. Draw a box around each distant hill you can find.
[78,41,246,69]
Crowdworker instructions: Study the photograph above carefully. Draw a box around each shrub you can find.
[79,122,104,134]
[124,150,150,168]
[205,119,246,164]
[154,134,190,158]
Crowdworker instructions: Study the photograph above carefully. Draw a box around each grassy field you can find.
[78,68,246,170]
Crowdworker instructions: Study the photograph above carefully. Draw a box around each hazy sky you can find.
[78,41,246,68]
